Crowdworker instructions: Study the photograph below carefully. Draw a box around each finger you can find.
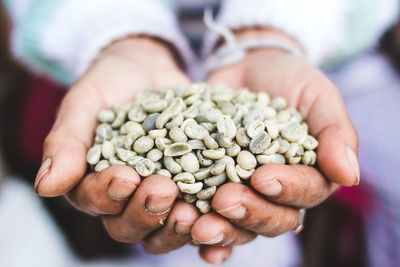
[34,86,105,197]
[212,183,299,237]
[250,164,338,208]
[142,200,200,254]
[297,74,359,186]
[209,52,360,186]
[102,175,178,244]
[35,73,191,197]
[65,165,140,216]
[199,245,233,265]
[191,213,256,247]
[206,64,245,89]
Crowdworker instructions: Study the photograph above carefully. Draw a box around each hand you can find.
[190,28,359,264]
[34,37,201,253]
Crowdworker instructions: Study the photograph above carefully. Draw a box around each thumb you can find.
[34,86,101,196]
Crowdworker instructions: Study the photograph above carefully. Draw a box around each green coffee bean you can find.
[196,186,216,200]
[180,153,200,173]
[142,99,168,113]
[188,140,206,150]
[236,127,251,147]
[164,156,182,174]
[164,143,192,157]
[133,136,154,154]
[226,142,241,157]
[109,156,126,166]
[147,148,163,162]
[128,106,147,122]
[98,109,115,123]
[116,148,137,162]
[302,150,317,165]
[302,135,319,150]
[111,109,127,128]
[205,173,226,187]
[95,159,110,172]
[135,158,155,176]
[177,182,203,194]
[270,96,287,110]
[87,145,101,165]
[88,83,319,214]
[194,166,213,180]
[237,150,257,170]
[101,141,115,159]
[173,172,196,183]
[246,120,265,139]
[148,128,167,139]
[183,193,197,203]
[249,132,271,154]
[196,199,211,214]
[157,169,172,178]
[235,165,254,180]
[169,126,188,143]
[202,148,225,160]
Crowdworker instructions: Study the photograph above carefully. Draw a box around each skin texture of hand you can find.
[33,36,257,261]
[191,28,360,264]
[32,28,360,265]
[33,37,206,254]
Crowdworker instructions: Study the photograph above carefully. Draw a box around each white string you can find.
[203,8,237,52]
[202,9,305,75]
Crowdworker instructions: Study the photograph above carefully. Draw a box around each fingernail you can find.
[192,239,201,245]
[213,254,231,265]
[34,158,52,195]
[107,178,137,201]
[174,222,194,235]
[145,196,175,215]
[346,147,360,185]
[198,232,224,245]
[255,178,283,196]
[217,203,247,220]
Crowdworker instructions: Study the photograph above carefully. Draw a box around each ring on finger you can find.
[293,208,306,234]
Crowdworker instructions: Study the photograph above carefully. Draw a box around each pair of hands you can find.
[34,30,359,264]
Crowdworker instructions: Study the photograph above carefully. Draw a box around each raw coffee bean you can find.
[87,145,101,165]
[237,150,257,170]
[87,83,319,214]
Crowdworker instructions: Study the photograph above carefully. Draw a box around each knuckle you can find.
[103,222,125,243]
[173,201,201,220]
[43,132,58,150]
[295,168,328,203]
[263,231,285,238]
[243,219,268,234]
[142,240,164,255]
[103,219,139,244]
[84,184,123,215]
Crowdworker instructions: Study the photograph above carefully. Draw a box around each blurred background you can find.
[1,1,399,267]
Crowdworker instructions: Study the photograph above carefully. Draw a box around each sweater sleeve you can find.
[3,0,194,85]
[203,0,399,67]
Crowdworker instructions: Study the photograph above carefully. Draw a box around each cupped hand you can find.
[34,37,201,254]
[191,28,359,264]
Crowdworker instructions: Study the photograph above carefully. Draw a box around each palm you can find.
[208,49,358,188]
[36,40,200,255]
[190,49,359,263]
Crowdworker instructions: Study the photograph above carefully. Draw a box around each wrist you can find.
[98,36,183,72]
[204,26,305,76]
[233,27,304,56]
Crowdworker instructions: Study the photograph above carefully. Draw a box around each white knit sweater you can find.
[3,0,398,84]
